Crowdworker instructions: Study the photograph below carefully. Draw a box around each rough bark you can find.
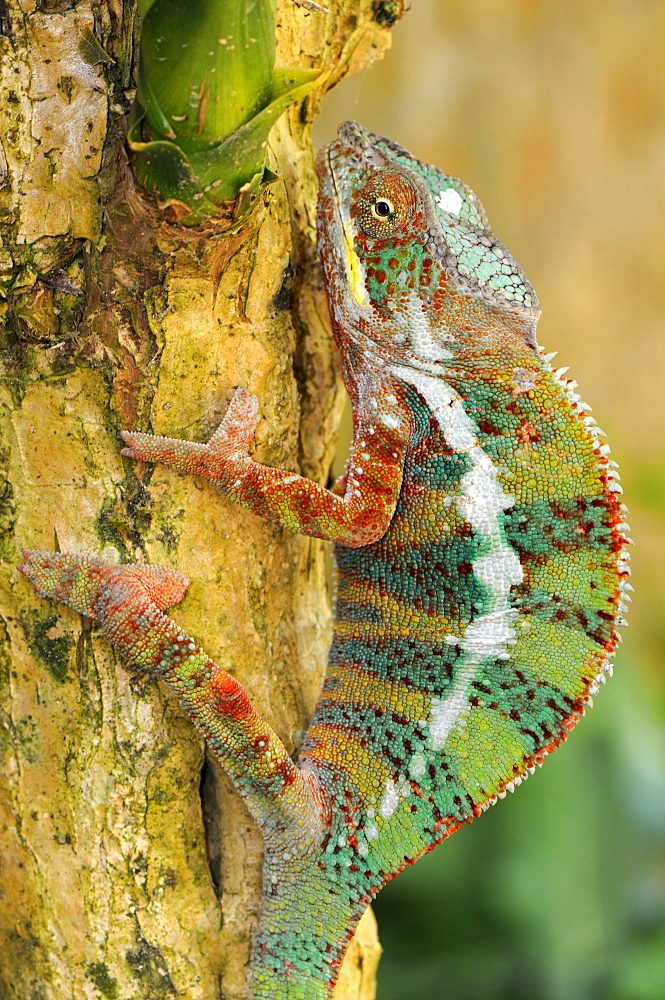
[0,1,393,997]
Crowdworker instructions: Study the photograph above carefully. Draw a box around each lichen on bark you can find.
[0,0,398,997]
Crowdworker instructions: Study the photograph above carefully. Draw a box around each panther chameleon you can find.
[20,121,630,999]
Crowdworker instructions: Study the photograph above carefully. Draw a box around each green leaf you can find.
[185,68,322,199]
[139,0,277,155]
[131,140,222,225]
[129,0,321,223]
[137,0,158,16]
[129,68,322,222]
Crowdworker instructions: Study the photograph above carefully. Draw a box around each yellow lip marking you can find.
[327,148,370,308]
[342,219,370,307]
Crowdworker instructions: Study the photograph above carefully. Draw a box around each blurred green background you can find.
[314,2,665,998]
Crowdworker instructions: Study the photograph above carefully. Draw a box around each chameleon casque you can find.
[20,121,629,998]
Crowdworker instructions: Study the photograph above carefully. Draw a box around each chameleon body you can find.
[20,121,629,999]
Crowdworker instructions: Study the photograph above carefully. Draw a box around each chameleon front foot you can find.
[120,385,260,477]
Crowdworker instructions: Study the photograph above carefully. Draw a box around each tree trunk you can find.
[0,1,394,996]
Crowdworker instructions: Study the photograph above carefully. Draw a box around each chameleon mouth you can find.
[324,143,370,309]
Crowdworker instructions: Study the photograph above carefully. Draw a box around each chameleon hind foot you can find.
[20,550,323,855]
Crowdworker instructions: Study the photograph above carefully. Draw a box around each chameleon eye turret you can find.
[354,174,419,236]
[21,120,628,999]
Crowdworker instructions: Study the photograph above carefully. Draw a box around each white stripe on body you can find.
[390,366,523,751]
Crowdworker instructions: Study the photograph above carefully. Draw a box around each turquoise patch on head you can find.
[372,139,539,313]
[389,154,489,230]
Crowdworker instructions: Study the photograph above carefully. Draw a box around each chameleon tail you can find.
[20,551,323,850]
[250,859,370,1000]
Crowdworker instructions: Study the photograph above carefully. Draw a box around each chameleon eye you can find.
[355,173,418,239]
[372,198,394,219]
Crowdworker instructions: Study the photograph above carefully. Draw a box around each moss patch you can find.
[87,962,119,999]
[27,611,74,684]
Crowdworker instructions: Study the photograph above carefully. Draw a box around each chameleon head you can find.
[316,121,541,370]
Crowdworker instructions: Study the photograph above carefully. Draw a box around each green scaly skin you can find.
[20,121,629,998]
